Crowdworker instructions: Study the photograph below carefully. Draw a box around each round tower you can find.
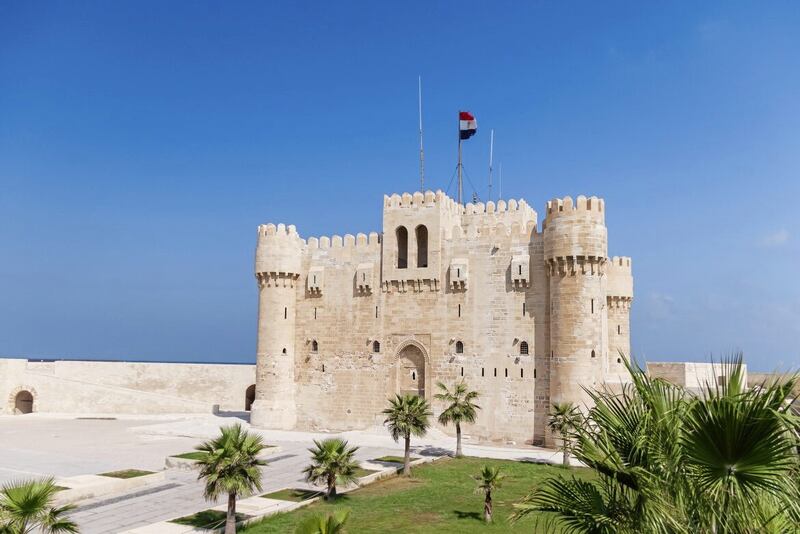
[250,223,303,430]
[543,196,608,413]
[606,256,633,375]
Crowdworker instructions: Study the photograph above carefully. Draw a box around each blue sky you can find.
[1,2,798,371]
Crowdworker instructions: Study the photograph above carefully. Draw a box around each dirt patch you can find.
[357,475,427,496]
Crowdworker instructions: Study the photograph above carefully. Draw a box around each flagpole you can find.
[488,129,494,202]
[418,76,425,191]
[457,111,463,205]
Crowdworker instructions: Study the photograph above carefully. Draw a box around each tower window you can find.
[481,368,485,377]
[494,368,497,377]
[458,304,461,318]
[314,307,317,320]
[372,340,380,353]
[322,364,325,372]
[455,341,464,354]
[591,299,594,313]
[412,371,416,380]
[518,265,522,275]
[311,340,318,352]
[375,306,378,318]
[396,226,408,269]
[534,369,537,378]
[505,368,508,378]
[591,350,596,358]
[284,307,288,319]
[519,341,529,355]
[617,357,622,364]
[617,325,621,335]
[522,302,526,316]
[461,367,464,377]
[282,348,287,354]
[520,368,524,378]
[415,225,428,268]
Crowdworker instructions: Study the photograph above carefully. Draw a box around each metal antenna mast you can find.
[498,162,502,200]
[418,76,425,191]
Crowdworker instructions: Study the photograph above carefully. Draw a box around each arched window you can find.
[455,341,464,354]
[372,340,380,353]
[282,348,287,354]
[415,225,428,268]
[519,341,529,355]
[396,226,408,269]
[311,340,318,352]
[591,350,596,358]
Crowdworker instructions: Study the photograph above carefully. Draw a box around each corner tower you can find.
[543,196,608,410]
[250,223,303,429]
[606,256,633,374]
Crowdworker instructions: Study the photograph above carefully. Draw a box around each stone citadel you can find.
[250,190,634,445]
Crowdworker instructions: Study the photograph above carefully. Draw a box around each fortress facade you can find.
[250,190,633,445]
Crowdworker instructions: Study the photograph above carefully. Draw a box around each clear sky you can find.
[1,2,798,371]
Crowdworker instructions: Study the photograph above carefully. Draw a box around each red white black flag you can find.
[459,111,477,140]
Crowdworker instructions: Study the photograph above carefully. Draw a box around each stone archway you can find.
[245,384,256,411]
[14,390,33,414]
[396,343,427,398]
[7,386,37,415]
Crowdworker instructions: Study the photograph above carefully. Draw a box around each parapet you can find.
[543,195,605,228]
[255,223,304,276]
[305,232,380,251]
[543,195,608,263]
[607,256,633,300]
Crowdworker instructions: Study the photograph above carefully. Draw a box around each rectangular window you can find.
[375,306,378,319]
[534,369,537,378]
[481,368,484,377]
[504,368,508,378]
[618,324,621,335]
[591,299,594,313]
[284,307,288,319]
[520,368,524,378]
[460,367,464,377]
[458,304,461,318]
[314,307,317,320]
[522,302,526,316]
[494,368,497,377]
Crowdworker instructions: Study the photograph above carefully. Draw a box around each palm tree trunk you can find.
[327,473,337,500]
[225,492,237,534]
[484,490,492,523]
[562,447,569,467]
[455,422,462,458]
[403,433,411,476]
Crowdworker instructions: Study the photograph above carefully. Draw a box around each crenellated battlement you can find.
[305,232,381,250]
[543,195,604,227]
[384,190,460,213]
[607,256,634,299]
[255,223,304,277]
[609,256,632,271]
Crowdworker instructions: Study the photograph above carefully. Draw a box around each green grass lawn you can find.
[170,509,250,529]
[170,451,206,460]
[261,489,323,502]
[372,455,419,464]
[241,457,592,533]
[98,469,154,479]
[352,467,380,478]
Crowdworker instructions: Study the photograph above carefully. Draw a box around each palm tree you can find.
[382,394,432,476]
[474,466,505,524]
[513,355,800,533]
[434,381,480,458]
[302,438,359,501]
[194,423,267,534]
[0,478,77,534]
[294,509,350,534]
[547,402,582,466]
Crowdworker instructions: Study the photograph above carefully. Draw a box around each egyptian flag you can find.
[459,111,477,140]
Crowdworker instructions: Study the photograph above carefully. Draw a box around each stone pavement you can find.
[0,413,561,533]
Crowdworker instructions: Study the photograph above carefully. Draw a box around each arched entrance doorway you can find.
[14,390,33,414]
[245,384,256,411]
[397,344,426,398]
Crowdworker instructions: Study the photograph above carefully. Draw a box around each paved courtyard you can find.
[0,413,560,533]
